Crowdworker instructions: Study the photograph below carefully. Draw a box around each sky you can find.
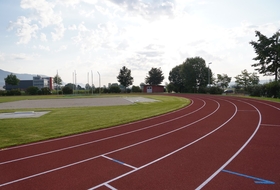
[0,0,280,87]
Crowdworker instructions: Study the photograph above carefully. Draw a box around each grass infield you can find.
[0,95,190,149]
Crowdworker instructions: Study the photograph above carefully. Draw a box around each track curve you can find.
[0,94,279,190]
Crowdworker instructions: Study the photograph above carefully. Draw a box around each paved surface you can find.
[0,94,279,189]
[0,97,156,110]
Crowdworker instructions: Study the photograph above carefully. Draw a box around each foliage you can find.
[207,86,224,94]
[264,81,280,98]
[26,86,39,95]
[53,74,62,86]
[65,83,75,90]
[234,69,259,90]
[168,65,184,92]
[145,67,164,85]
[4,73,20,86]
[5,89,21,96]
[182,57,211,92]
[250,30,280,81]
[41,87,51,95]
[109,85,121,93]
[216,74,231,89]
[62,86,73,94]
[117,66,134,89]
[131,85,142,92]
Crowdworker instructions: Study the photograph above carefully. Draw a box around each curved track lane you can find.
[0,94,279,190]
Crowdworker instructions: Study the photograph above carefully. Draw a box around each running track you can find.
[0,94,279,189]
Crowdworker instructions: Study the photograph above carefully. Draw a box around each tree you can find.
[117,66,134,91]
[250,30,280,81]
[131,85,142,92]
[216,74,231,89]
[53,74,62,89]
[168,65,184,92]
[145,67,164,85]
[180,57,210,92]
[235,69,259,89]
[4,73,20,86]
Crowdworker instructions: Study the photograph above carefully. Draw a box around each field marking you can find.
[195,100,262,190]
[0,99,203,165]
[102,155,137,170]
[88,98,238,190]
[1,98,194,151]
[1,98,218,187]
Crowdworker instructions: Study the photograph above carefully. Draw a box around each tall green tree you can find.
[216,74,231,89]
[250,30,280,81]
[235,69,259,89]
[168,65,184,92]
[53,74,62,88]
[117,66,133,90]
[4,73,20,86]
[145,67,164,85]
[180,57,210,92]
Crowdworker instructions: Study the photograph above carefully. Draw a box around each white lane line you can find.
[195,100,262,190]
[0,99,212,187]
[0,99,203,165]
[88,99,238,190]
[1,99,194,151]
[104,183,118,190]
[102,155,137,170]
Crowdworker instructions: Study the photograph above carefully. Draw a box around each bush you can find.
[247,85,265,97]
[62,86,73,94]
[6,89,21,96]
[41,87,51,95]
[132,85,142,93]
[26,86,39,95]
[109,86,121,93]
[265,81,280,98]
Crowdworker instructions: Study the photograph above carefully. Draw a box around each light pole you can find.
[208,62,212,87]
[97,71,101,94]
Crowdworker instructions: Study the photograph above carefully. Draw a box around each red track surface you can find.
[0,94,279,190]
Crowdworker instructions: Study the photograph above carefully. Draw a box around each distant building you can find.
[142,85,165,93]
[5,75,53,91]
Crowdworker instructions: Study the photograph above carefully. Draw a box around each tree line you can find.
[2,30,280,97]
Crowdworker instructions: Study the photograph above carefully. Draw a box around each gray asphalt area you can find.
[0,97,157,119]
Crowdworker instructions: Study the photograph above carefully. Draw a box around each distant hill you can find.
[0,69,49,90]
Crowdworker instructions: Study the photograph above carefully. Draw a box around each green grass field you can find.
[0,95,190,149]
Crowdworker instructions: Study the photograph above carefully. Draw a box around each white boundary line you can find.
[0,99,203,165]
[1,98,193,151]
[88,99,238,190]
[0,98,217,188]
[195,99,262,189]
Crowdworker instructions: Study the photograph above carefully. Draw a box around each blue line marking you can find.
[222,170,275,185]
[112,159,124,165]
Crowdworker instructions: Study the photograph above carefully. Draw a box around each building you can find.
[5,75,53,91]
[143,85,165,93]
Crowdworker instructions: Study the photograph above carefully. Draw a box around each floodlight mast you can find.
[97,71,101,94]
[208,62,212,87]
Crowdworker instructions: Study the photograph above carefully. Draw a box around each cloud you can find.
[56,45,67,52]
[40,33,47,41]
[108,0,175,20]
[51,23,66,41]
[20,0,62,28]
[10,53,37,60]
[8,16,39,44]
[38,45,50,51]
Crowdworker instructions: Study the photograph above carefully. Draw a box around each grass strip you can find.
[0,95,189,148]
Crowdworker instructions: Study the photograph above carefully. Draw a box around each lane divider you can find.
[222,169,275,185]
[102,155,137,170]
[0,98,213,188]
[88,99,238,190]
[195,99,262,190]
[0,98,204,165]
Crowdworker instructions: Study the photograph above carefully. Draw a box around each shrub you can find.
[109,86,121,93]
[41,87,51,95]
[6,89,21,96]
[132,85,142,93]
[265,81,280,98]
[26,86,39,95]
[62,86,73,94]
